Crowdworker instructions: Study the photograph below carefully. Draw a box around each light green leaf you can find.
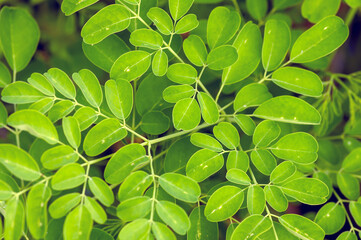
[81,4,130,44]
[197,92,219,124]
[231,215,272,240]
[270,161,296,184]
[72,69,103,108]
[190,133,223,152]
[280,178,329,204]
[27,72,55,96]
[175,14,199,34]
[51,163,85,190]
[271,67,323,97]
[253,120,280,147]
[140,111,170,135]
[337,172,360,200]
[264,185,288,212]
[207,45,238,70]
[167,63,197,84]
[345,0,361,8]
[262,19,291,71]
[63,205,93,240]
[4,198,24,240]
[173,98,201,130]
[279,214,325,240]
[253,96,321,125]
[183,35,208,66]
[44,68,76,99]
[62,116,81,149]
[290,16,348,63]
[234,83,272,113]
[205,185,244,222]
[48,100,75,122]
[226,151,249,171]
[169,0,194,21]
[247,185,266,215]
[118,218,151,240]
[88,177,114,207]
[270,132,319,164]
[29,97,54,114]
[302,0,341,23]
[0,180,13,200]
[342,148,361,173]
[258,222,298,240]
[0,102,7,126]
[0,7,40,71]
[0,62,11,88]
[337,231,358,240]
[1,81,45,104]
[315,202,345,235]
[73,106,98,131]
[147,7,173,35]
[251,149,277,175]
[118,171,152,202]
[41,145,78,170]
[207,6,241,49]
[350,201,361,226]
[213,122,240,149]
[105,79,133,120]
[234,114,256,136]
[152,49,168,77]
[84,196,107,224]
[61,0,98,16]
[187,149,224,182]
[188,206,219,240]
[226,168,251,185]
[156,200,191,235]
[110,50,151,81]
[83,118,127,156]
[163,84,195,103]
[117,196,152,222]
[159,172,201,203]
[26,183,52,239]
[104,144,149,184]
[130,29,163,49]
[246,0,268,20]
[152,222,177,240]
[49,193,81,219]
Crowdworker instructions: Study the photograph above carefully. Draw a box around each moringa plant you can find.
[0,0,361,239]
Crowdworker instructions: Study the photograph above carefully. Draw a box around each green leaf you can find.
[264,185,288,212]
[226,151,249,171]
[48,100,75,122]
[105,79,133,120]
[186,149,224,182]
[29,97,54,114]
[72,69,103,108]
[0,102,7,126]
[152,222,177,240]
[247,185,265,215]
[117,196,152,222]
[88,177,114,207]
[152,49,168,77]
[159,172,201,203]
[84,196,107,224]
[290,16,348,63]
[251,149,277,175]
[169,0,194,21]
[156,200,191,235]
[270,161,296,184]
[0,180,13,200]
[0,144,41,181]
[63,205,93,240]
[4,198,24,240]
[253,120,280,147]
[272,0,302,10]
[205,185,244,222]
[281,178,329,204]
[129,29,163,49]
[183,35,208,66]
[41,145,78,170]
[258,222,298,240]
[1,81,45,104]
[0,7,40,71]
[279,214,325,240]
[175,14,199,34]
[51,163,86,190]
[350,201,361,226]
[230,215,272,240]
[213,122,240,149]
[104,144,149,184]
[302,0,341,23]
[191,133,223,152]
[49,193,81,219]
[262,20,291,71]
[207,45,238,70]
[44,68,76,99]
[0,62,11,88]
[140,111,170,135]
[173,98,201,130]
[118,171,152,202]
[83,118,127,156]
[233,83,272,113]
[271,67,323,97]
[246,0,268,20]
[61,0,98,16]
[110,50,151,81]
[315,202,345,235]
[226,169,251,185]
[342,148,361,173]
[27,73,54,96]
[197,92,219,124]
[337,172,360,200]
[167,63,197,84]
[62,116,81,149]
[337,231,358,240]
[270,132,319,164]
[207,6,241,49]
[127,0,157,31]
[118,218,151,240]
[73,106,98,131]
[253,96,321,125]
[26,183,52,239]
[82,34,130,72]
[345,0,361,8]
[81,4,130,44]
[188,206,219,240]
[234,114,256,136]
[163,85,195,103]
[147,7,173,35]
